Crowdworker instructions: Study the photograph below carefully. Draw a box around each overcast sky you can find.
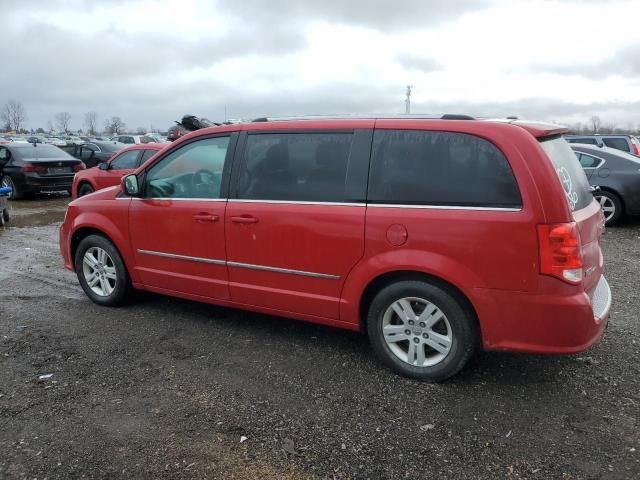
[3,0,640,132]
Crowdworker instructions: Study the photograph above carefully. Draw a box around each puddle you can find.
[1,195,69,230]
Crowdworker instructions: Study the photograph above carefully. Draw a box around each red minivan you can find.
[59,116,611,381]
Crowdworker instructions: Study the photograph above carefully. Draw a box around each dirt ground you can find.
[0,196,638,479]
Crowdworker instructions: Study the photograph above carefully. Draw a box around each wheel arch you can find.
[357,270,481,340]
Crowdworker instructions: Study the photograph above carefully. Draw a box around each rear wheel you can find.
[75,234,130,306]
[78,183,94,197]
[367,280,478,382]
[1,176,20,200]
[594,191,623,226]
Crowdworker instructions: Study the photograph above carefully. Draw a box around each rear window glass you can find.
[602,137,629,152]
[368,130,521,208]
[566,137,598,145]
[540,138,592,212]
[14,145,73,160]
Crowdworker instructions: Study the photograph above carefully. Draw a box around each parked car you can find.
[27,136,42,144]
[45,137,67,147]
[167,124,188,141]
[72,144,164,198]
[565,134,640,156]
[59,116,610,381]
[112,134,156,145]
[570,143,640,225]
[0,143,85,199]
[69,141,127,167]
[10,137,29,143]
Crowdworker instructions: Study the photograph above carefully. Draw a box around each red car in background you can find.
[72,144,165,198]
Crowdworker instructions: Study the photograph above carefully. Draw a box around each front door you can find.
[129,134,236,299]
[225,129,371,319]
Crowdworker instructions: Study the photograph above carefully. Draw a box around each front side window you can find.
[110,150,140,170]
[236,132,353,202]
[143,136,229,199]
[368,130,521,208]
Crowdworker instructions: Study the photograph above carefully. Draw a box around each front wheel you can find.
[367,280,478,382]
[594,191,623,226]
[75,234,131,306]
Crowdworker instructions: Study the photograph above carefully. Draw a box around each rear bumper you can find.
[24,174,74,192]
[473,275,611,354]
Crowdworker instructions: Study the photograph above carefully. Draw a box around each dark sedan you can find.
[67,141,126,167]
[0,143,85,199]
[571,143,640,225]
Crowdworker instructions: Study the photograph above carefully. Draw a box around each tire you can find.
[1,176,21,200]
[2,208,8,224]
[77,183,94,197]
[74,234,131,306]
[367,280,478,382]
[594,191,623,226]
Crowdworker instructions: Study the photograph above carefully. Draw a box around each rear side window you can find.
[110,150,140,170]
[602,137,629,152]
[368,130,521,208]
[576,153,601,168]
[140,149,157,164]
[540,138,592,212]
[237,133,353,202]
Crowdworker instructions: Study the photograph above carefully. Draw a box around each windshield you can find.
[540,137,593,212]
[15,144,74,160]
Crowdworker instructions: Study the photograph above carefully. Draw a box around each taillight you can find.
[20,163,47,173]
[73,162,86,172]
[632,141,639,156]
[537,222,583,284]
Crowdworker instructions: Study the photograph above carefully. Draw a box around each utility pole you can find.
[405,85,413,114]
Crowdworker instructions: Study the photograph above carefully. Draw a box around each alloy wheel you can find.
[82,247,117,297]
[382,297,453,367]
[595,195,615,222]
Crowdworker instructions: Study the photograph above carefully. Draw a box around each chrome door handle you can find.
[193,213,219,223]
[231,215,258,224]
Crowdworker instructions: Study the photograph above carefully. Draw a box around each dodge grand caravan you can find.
[59,116,611,381]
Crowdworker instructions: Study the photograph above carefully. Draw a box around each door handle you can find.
[193,213,219,223]
[231,215,258,224]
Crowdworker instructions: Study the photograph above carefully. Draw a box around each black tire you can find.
[77,183,94,197]
[1,176,21,200]
[594,190,623,226]
[367,280,478,382]
[74,234,131,306]
[2,208,8,224]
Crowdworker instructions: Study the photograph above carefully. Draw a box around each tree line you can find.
[1,100,131,135]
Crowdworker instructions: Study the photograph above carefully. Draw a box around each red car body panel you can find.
[71,144,165,198]
[59,118,609,354]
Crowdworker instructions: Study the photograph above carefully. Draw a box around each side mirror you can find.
[122,174,140,196]
[98,162,109,170]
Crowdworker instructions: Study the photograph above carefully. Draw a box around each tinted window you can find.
[577,153,600,168]
[602,137,629,152]
[567,137,597,145]
[80,146,95,161]
[110,150,140,170]
[540,138,592,212]
[14,145,73,160]
[140,149,157,164]
[237,133,353,202]
[97,142,123,153]
[144,136,229,199]
[368,130,521,208]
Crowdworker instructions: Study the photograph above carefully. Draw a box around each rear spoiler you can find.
[511,120,569,139]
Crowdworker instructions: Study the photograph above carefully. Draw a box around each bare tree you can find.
[84,111,98,135]
[104,116,126,135]
[55,112,72,133]
[589,115,601,134]
[1,100,26,132]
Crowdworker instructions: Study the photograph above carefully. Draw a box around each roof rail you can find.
[251,113,475,122]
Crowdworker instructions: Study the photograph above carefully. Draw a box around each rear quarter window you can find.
[368,130,521,208]
[540,137,593,212]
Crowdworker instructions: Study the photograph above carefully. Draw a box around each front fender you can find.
[69,210,138,283]
[339,249,484,326]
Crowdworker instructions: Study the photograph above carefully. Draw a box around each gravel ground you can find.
[0,196,639,479]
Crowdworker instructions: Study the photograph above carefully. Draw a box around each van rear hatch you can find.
[539,136,605,295]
